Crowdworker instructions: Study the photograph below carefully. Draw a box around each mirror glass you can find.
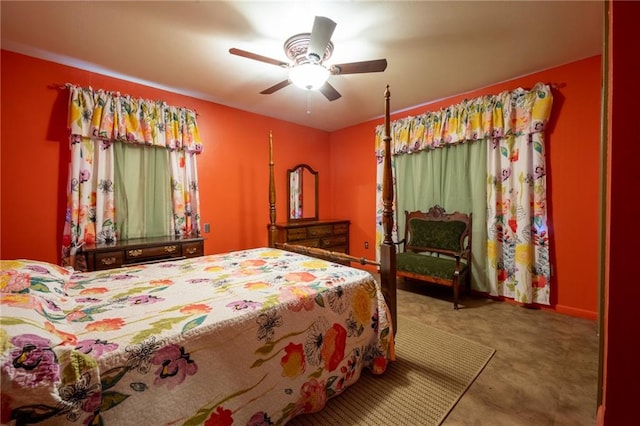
[287,164,318,221]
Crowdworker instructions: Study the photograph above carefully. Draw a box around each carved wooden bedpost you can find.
[268,131,277,247]
[379,85,398,335]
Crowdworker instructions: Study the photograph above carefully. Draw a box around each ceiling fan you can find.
[229,16,388,101]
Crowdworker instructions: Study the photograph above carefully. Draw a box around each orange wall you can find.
[1,50,602,320]
[330,56,602,319]
[0,50,331,260]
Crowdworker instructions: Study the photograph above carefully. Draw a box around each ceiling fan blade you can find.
[319,82,341,101]
[229,48,289,68]
[307,16,337,63]
[331,59,388,75]
[260,79,292,95]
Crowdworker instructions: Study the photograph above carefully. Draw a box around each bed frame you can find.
[268,86,397,333]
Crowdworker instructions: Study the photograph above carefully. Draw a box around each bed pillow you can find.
[0,259,72,298]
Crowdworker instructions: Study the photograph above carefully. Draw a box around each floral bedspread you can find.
[0,248,394,425]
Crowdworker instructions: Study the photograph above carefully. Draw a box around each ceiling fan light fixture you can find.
[289,63,330,90]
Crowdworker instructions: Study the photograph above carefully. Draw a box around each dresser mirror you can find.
[287,164,319,221]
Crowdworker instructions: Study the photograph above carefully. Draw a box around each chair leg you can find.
[453,277,459,310]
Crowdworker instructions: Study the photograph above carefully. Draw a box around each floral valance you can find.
[375,82,552,157]
[67,84,203,154]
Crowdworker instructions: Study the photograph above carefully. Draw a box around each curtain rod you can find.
[49,83,72,90]
[49,82,199,116]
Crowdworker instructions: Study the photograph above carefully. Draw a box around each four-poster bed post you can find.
[267,86,397,333]
[379,85,397,333]
[268,131,277,247]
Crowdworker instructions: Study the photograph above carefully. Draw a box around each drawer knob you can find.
[101,257,117,265]
[128,249,143,257]
[186,247,197,255]
[164,245,178,253]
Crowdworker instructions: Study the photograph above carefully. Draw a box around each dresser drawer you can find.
[295,239,321,248]
[287,228,307,241]
[273,220,349,256]
[307,225,333,238]
[320,236,348,248]
[183,241,203,258]
[328,245,348,254]
[333,223,349,235]
[94,251,124,270]
[125,244,181,261]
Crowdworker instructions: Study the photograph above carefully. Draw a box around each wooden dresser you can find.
[82,236,205,271]
[272,220,350,254]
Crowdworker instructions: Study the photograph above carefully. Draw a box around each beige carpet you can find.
[289,316,495,425]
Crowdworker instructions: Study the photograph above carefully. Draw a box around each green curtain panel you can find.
[114,143,172,240]
[394,142,487,293]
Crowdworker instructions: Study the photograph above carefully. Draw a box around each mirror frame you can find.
[287,163,319,222]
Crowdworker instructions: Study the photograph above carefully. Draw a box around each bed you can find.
[0,87,397,426]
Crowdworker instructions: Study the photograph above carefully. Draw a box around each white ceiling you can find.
[1,1,603,132]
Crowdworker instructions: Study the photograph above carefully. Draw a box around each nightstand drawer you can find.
[183,241,203,258]
[125,244,180,261]
[95,251,124,270]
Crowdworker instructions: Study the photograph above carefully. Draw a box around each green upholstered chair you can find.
[396,205,472,309]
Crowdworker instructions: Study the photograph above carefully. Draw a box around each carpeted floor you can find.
[289,316,496,425]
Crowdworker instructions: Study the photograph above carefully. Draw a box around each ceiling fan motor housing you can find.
[284,33,334,66]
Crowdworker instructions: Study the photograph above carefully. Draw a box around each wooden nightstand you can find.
[82,236,205,271]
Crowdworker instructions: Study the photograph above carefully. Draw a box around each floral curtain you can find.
[486,86,552,305]
[375,82,553,305]
[61,85,203,269]
[169,149,201,236]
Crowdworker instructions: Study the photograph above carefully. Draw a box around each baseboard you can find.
[553,304,598,320]
[471,290,597,321]
[596,404,604,426]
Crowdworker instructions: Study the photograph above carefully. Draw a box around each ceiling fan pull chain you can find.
[306,91,312,115]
